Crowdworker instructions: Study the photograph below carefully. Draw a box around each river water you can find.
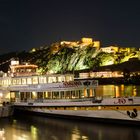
[0,115,140,140]
[0,84,140,140]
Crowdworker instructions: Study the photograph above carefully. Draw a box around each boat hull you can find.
[13,97,140,126]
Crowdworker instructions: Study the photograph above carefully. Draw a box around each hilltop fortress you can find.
[32,37,139,55]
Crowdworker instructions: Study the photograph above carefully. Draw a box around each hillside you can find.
[0,39,140,74]
[29,42,140,74]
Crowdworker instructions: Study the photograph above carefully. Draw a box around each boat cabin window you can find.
[44,92,52,99]
[52,92,59,99]
[39,76,47,84]
[26,69,32,72]
[48,77,57,83]
[32,91,37,99]
[58,76,65,82]
[60,91,65,99]
[12,79,17,85]
[32,77,38,84]
[22,78,26,85]
[65,75,73,81]
[16,78,21,85]
[27,78,32,84]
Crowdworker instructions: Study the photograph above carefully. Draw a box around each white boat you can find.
[0,60,98,103]
[0,60,140,124]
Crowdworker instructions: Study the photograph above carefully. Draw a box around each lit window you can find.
[58,76,65,82]
[48,77,56,83]
[32,91,37,99]
[32,77,38,84]
[16,79,21,85]
[66,75,73,81]
[27,78,32,84]
[12,79,17,85]
[22,78,26,85]
[39,76,46,83]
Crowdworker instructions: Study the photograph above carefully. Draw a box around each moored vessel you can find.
[0,59,140,124]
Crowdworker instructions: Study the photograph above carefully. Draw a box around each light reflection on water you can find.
[0,85,140,140]
[0,115,140,140]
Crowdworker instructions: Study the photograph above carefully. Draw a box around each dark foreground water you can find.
[0,115,140,140]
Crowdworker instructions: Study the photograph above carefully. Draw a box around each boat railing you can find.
[14,98,93,104]
[35,98,93,103]
[13,96,140,105]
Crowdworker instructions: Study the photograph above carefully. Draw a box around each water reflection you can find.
[96,85,140,97]
[0,115,140,140]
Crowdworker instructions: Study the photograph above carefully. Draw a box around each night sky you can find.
[0,0,140,54]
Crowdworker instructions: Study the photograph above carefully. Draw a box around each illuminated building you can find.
[101,46,119,53]
[81,37,93,44]
[60,37,100,49]
[119,47,131,53]
[79,71,123,79]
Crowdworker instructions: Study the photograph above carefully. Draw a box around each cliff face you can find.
[31,45,100,73]
[30,42,140,74]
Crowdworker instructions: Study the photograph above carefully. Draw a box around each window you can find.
[39,76,46,83]
[48,77,56,83]
[22,78,26,85]
[16,78,21,85]
[58,76,65,82]
[32,77,38,84]
[12,79,17,85]
[27,78,32,84]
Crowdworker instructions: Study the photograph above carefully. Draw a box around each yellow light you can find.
[32,92,37,99]
[71,127,81,140]
[30,48,36,52]
[30,125,38,140]
[98,106,101,110]
[89,88,93,97]
[81,38,93,44]
[0,93,3,98]
[93,41,100,48]
[84,88,87,97]
[115,86,120,97]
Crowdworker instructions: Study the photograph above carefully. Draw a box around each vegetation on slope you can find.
[0,42,140,74]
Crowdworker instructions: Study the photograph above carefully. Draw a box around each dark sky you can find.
[0,0,140,54]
